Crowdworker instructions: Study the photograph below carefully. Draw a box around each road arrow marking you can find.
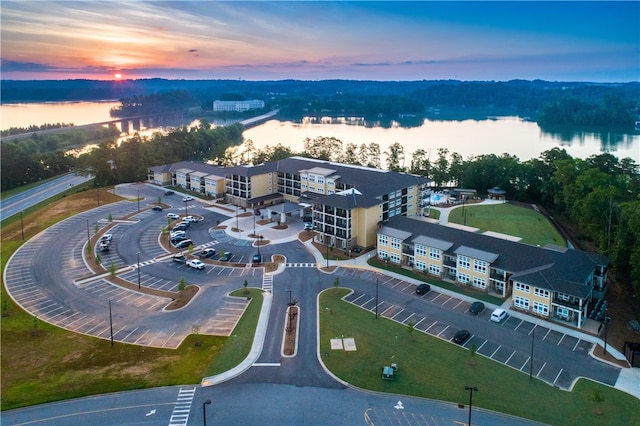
[146,409,156,416]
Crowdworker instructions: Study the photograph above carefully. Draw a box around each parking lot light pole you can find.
[203,399,211,426]
[137,190,140,212]
[604,310,611,355]
[137,252,141,290]
[464,386,478,426]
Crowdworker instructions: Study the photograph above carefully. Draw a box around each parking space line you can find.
[391,309,404,320]
[134,329,150,344]
[572,339,581,352]
[528,324,537,336]
[553,368,564,386]
[521,357,530,371]
[537,362,547,377]
[439,296,452,305]
[452,299,464,309]
[402,313,415,324]
[542,329,551,340]
[557,334,565,346]
[162,332,176,348]
[381,305,394,316]
[437,325,449,337]
[513,319,524,331]
[477,340,488,351]
[414,317,425,328]
[426,321,438,332]
[123,327,139,341]
[490,345,502,358]
[505,350,516,364]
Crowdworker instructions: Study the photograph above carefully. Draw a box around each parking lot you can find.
[338,268,618,390]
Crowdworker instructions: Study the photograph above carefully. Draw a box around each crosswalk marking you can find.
[168,387,196,426]
[262,274,273,292]
[285,263,316,268]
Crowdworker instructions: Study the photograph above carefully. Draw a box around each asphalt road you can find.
[0,182,619,425]
[0,173,93,220]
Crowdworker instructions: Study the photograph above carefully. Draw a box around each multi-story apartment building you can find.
[212,100,265,112]
[148,156,431,251]
[377,216,609,329]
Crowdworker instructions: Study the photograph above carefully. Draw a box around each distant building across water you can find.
[212,99,265,112]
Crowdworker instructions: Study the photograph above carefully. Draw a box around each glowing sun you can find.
[114,73,122,79]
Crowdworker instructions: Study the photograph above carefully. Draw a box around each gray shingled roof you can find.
[384,216,608,295]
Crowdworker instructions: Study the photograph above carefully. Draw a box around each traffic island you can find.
[283,305,299,356]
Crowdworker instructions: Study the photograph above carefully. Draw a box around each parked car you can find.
[490,308,507,323]
[171,235,187,245]
[252,254,261,263]
[164,190,175,195]
[167,213,180,220]
[453,330,471,344]
[173,254,187,263]
[219,252,233,262]
[415,283,431,295]
[352,246,362,253]
[303,215,312,223]
[98,241,110,252]
[183,215,199,223]
[170,230,186,239]
[152,205,163,211]
[99,233,113,243]
[171,224,188,232]
[174,239,193,249]
[469,301,485,315]
[254,209,261,216]
[186,259,205,270]
[182,195,194,202]
[304,222,315,230]
[178,220,191,228]
[197,248,216,259]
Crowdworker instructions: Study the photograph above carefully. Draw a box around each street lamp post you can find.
[137,190,140,212]
[529,328,535,380]
[185,199,188,217]
[604,310,611,356]
[137,252,141,290]
[375,278,379,319]
[203,399,211,426]
[109,299,114,347]
[464,386,478,426]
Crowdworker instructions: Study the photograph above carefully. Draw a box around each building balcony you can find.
[552,297,582,310]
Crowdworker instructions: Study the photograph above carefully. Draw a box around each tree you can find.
[109,263,117,277]
[590,389,605,415]
[385,142,405,172]
[243,279,249,294]
[177,277,186,292]
[407,320,415,341]
[469,342,478,366]
[432,148,450,186]
[409,148,431,176]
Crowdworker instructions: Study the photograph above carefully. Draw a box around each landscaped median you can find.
[318,288,639,426]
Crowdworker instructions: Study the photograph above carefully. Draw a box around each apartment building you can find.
[148,156,431,251]
[377,215,608,329]
[212,100,265,112]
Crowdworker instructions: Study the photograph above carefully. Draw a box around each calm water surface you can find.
[2,102,638,163]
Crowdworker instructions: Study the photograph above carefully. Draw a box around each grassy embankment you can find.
[0,186,261,410]
[320,288,639,426]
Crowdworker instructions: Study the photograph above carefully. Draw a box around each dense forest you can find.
[3,79,639,128]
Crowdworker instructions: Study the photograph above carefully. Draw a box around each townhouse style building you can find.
[377,216,609,329]
[148,156,431,251]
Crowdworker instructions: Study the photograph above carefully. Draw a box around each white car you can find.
[170,230,186,239]
[167,213,180,220]
[182,196,194,202]
[186,259,205,270]
[490,308,507,323]
[183,215,199,223]
[99,233,113,242]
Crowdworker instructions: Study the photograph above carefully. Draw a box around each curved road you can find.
[1,183,624,425]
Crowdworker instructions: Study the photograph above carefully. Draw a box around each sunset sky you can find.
[1,1,638,82]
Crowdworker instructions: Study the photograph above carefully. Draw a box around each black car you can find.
[469,301,485,315]
[219,252,233,262]
[174,239,193,249]
[152,205,163,211]
[415,283,431,294]
[164,190,175,195]
[171,224,188,232]
[453,330,471,344]
[252,254,261,263]
[171,235,187,245]
[197,248,216,259]
[173,254,187,263]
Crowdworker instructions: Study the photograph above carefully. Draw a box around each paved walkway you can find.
[196,194,639,399]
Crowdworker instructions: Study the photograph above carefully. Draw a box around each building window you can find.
[533,302,549,316]
[557,292,570,301]
[458,255,470,269]
[472,277,486,289]
[415,260,426,271]
[378,250,388,260]
[534,288,550,298]
[557,306,569,319]
[457,273,470,283]
[429,264,441,275]
[415,244,426,257]
[474,260,487,274]
[429,248,440,260]
[389,253,401,263]
[390,237,401,249]
[317,176,324,184]
[514,296,530,310]
[515,283,530,293]
[378,235,388,246]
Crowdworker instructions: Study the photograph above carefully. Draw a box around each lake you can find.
[2,101,638,164]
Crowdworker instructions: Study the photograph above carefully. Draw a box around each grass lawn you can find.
[446,202,564,246]
[320,289,639,426]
